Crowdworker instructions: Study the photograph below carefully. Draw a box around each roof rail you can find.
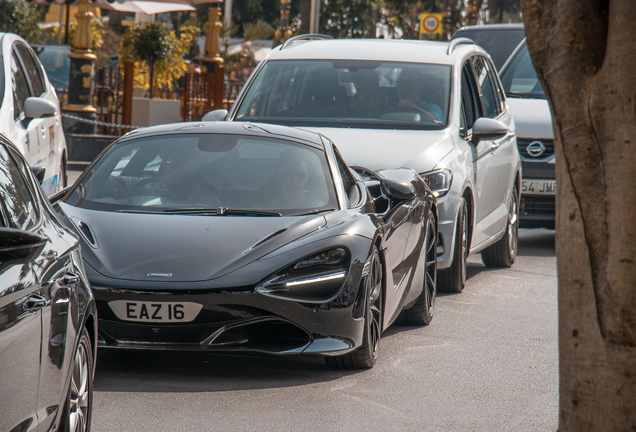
[447,37,474,55]
[280,34,333,50]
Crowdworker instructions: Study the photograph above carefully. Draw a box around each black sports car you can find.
[53,121,437,368]
[0,135,97,432]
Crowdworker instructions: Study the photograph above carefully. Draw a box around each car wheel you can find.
[481,186,519,268]
[60,327,93,432]
[325,246,383,369]
[402,209,437,325]
[438,198,467,293]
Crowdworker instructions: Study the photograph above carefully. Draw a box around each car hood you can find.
[300,127,453,173]
[506,98,554,139]
[58,203,327,282]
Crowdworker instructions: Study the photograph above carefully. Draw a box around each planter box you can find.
[131,97,181,127]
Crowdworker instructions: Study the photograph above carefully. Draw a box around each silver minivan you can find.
[206,36,522,293]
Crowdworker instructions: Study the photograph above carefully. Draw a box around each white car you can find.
[0,33,68,195]
[205,36,522,293]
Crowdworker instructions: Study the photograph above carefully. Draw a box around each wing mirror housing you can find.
[31,166,46,184]
[0,228,47,266]
[202,109,229,122]
[471,117,509,144]
[381,178,416,201]
[24,97,58,120]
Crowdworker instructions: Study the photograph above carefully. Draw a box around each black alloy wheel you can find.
[481,186,519,268]
[60,327,93,432]
[438,198,468,293]
[402,209,438,325]
[325,246,383,369]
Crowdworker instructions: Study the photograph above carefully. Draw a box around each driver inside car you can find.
[378,68,443,122]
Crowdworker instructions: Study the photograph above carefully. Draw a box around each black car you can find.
[0,135,97,432]
[451,23,525,70]
[53,121,437,369]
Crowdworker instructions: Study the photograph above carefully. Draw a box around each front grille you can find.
[517,138,554,161]
[521,195,555,215]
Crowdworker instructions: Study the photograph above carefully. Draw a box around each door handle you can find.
[26,294,48,311]
[57,273,80,286]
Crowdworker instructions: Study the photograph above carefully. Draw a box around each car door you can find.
[9,47,42,169]
[0,144,44,432]
[3,145,78,432]
[460,60,494,247]
[15,43,54,181]
[471,55,516,237]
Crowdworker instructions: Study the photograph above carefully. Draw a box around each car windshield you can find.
[234,60,451,130]
[499,43,545,99]
[65,133,339,216]
[453,28,525,70]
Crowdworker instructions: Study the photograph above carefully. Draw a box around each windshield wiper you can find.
[289,208,337,216]
[162,207,282,217]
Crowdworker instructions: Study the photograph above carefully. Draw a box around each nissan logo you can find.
[527,141,546,157]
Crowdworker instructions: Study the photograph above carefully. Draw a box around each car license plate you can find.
[109,300,203,323]
[521,179,557,195]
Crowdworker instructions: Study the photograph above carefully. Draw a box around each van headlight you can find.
[420,169,453,197]
[255,248,349,302]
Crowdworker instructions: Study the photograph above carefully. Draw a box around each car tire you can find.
[402,210,437,325]
[481,186,519,268]
[325,246,383,369]
[438,198,467,293]
[60,327,93,432]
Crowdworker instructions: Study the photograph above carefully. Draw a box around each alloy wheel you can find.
[425,215,438,315]
[508,191,518,257]
[69,340,90,432]
[368,250,383,358]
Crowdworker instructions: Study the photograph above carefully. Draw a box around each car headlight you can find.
[255,247,349,302]
[420,169,453,197]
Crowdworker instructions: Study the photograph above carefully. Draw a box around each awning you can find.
[100,1,195,14]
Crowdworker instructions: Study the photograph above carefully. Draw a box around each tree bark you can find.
[522,0,636,430]
[299,0,311,34]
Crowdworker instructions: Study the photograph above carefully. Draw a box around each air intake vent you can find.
[71,217,98,248]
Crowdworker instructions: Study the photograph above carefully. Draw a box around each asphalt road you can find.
[90,228,558,432]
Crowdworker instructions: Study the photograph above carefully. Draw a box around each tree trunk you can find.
[299,0,311,34]
[521,0,636,430]
[149,60,155,99]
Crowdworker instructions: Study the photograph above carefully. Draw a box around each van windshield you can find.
[499,43,546,99]
[234,60,451,130]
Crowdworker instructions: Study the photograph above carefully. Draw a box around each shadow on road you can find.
[94,348,359,393]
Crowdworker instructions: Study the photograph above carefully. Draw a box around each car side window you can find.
[460,62,480,131]
[0,145,38,231]
[11,51,32,121]
[472,56,500,119]
[15,43,46,97]
[335,151,359,207]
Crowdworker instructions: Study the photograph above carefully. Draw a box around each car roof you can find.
[454,23,525,32]
[120,121,327,149]
[265,39,474,65]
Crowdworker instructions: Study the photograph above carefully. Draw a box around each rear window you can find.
[234,60,451,130]
[453,28,525,70]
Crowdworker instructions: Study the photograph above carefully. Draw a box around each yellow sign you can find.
[420,13,443,35]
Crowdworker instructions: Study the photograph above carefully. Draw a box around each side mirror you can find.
[24,98,58,120]
[472,117,509,144]
[0,228,47,265]
[202,109,229,122]
[31,166,45,184]
[381,178,416,201]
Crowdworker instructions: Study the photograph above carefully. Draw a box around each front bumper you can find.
[93,284,364,356]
